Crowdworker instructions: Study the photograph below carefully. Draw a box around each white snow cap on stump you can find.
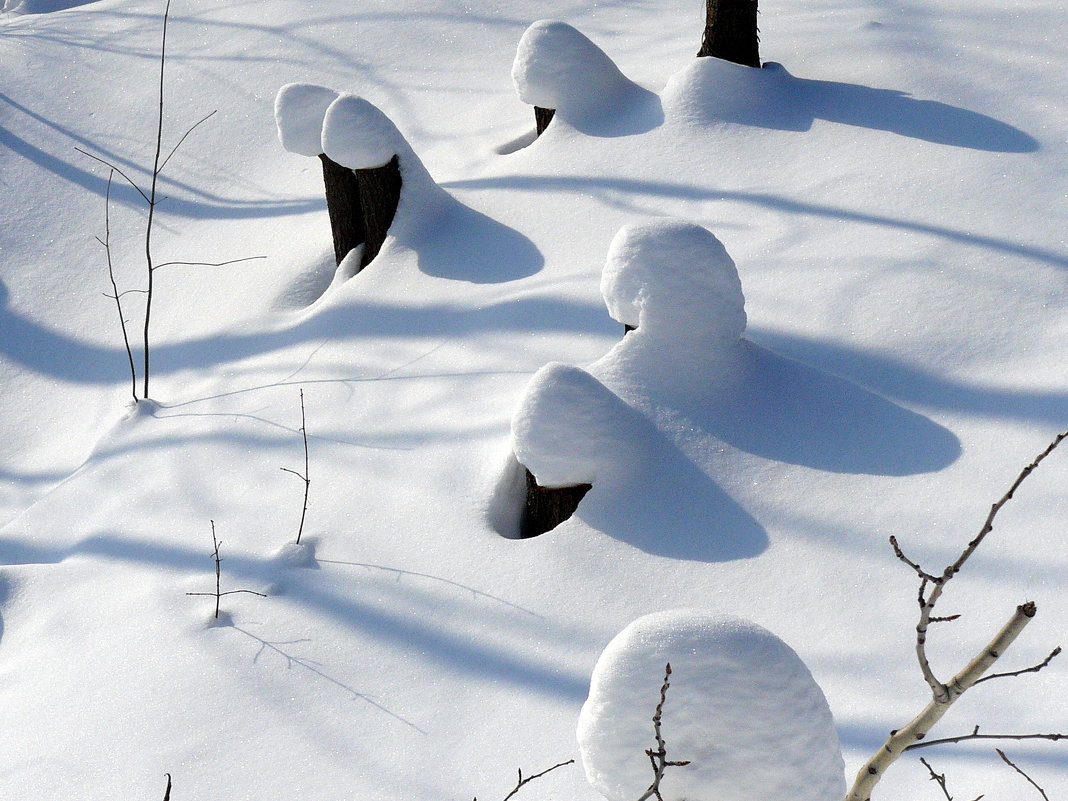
[512,20,632,118]
[577,610,845,801]
[511,362,635,488]
[321,94,407,170]
[602,220,746,342]
[274,83,340,157]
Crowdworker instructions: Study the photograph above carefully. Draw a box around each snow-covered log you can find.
[275,83,364,267]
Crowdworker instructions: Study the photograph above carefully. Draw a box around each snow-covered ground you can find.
[1,1,1066,799]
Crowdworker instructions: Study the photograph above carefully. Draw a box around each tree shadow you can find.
[667,59,1038,153]
[2,0,99,12]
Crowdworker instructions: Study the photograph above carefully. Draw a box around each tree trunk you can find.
[319,153,365,267]
[355,155,402,268]
[534,106,556,136]
[520,468,592,538]
[698,0,760,67]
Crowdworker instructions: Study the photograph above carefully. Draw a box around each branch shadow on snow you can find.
[671,60,1037,153]
[0,533,592,703]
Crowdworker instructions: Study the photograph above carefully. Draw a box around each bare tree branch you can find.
[907,731,1067,751]
[636,663,691,801]
[973,646,1061,686]
[280,388,311,545]
[996,749,1050,801]
[100,170,138,402]
[500,761,574,801]
[919,758,954,801]
[163,773,171,801]
[158,109,218,173]
[845,428,1068,801]
[74,147,150,203]
[186,521,265,618]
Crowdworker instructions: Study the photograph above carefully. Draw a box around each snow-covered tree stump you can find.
[698,0,761,67]
[354,155,401,268]
[520,467,591,538]
[512,20,638,138]
[275,84,366,267]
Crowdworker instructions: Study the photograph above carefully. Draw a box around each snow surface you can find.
[1,1,1067,799]
[577,610,845,801]
[274,83,340,158]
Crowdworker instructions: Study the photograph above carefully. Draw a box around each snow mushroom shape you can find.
[601,220,746,342]
[511,362,636,489]
[577,610,845,801]
[321,94,408,170]
[274,83,340,157]
[512,20,632,121]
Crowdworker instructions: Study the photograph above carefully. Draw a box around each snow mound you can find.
[321,94,410,170]
[601,220,746,342]
[662,58,798,130]
[512,20,635,121]
[274,83,340,157]
[511,362,638,488]
[577,610,845,801]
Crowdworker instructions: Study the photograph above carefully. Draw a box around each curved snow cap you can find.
[511,362,634,488]
[602,220,746,341]
[578,610,845,801]
[321,94,408,170]
[512,20,632,118]
[274,83,340,157]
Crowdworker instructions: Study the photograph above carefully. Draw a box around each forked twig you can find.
[186,520,266,618]
[637,663,691,801]
[280,388,311,544]
[996,749,1050,801]
[473,759,574,801]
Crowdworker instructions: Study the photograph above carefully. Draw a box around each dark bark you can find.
[520,467,591,538]
[319,153,365,267]
[356,155,402,268]
[698,0,760,67]
[534,106,556,136]
[624,323,636,334]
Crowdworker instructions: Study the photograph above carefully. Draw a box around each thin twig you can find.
[280,388,310,544]
[996,749,1050,801]
[186,520,265,618]
[73,147,150,203]
[158,109,217,173]
[919,758,954,801]
[163,773,171,801]
[973,646,1061,686]
[907,732,1067,751]
[636,663,691,801]
[141,0,173,399]
[153,255,267,270]
[496,760,574,801]
[100,170,138,402]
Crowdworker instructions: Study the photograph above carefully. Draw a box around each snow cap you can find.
[274,83,340,157]
[512,20,631,118]
[602,220,746,342]
[511,362,634,488]
[321,94,406,170]
[577,610,846,801]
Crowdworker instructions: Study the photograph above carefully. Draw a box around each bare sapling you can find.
[636,663,691,801]
[80,0,263,401]
[280,388,311,545]
[845,431,1068,801]
[473,759,574,801]
[186,520,266,619]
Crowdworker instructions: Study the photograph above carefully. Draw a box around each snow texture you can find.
[512,20,637,123]
[274,83,340,157]
[510,362,639,488]
[321,94,410,170]
[601,220,746,342]
[577,610,846,801]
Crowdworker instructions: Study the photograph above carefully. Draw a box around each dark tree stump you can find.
[698,0,760,67]
[355,154,402,268]
[534,106,556,136]
[319,153,365,267]
[519,467,592,538]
